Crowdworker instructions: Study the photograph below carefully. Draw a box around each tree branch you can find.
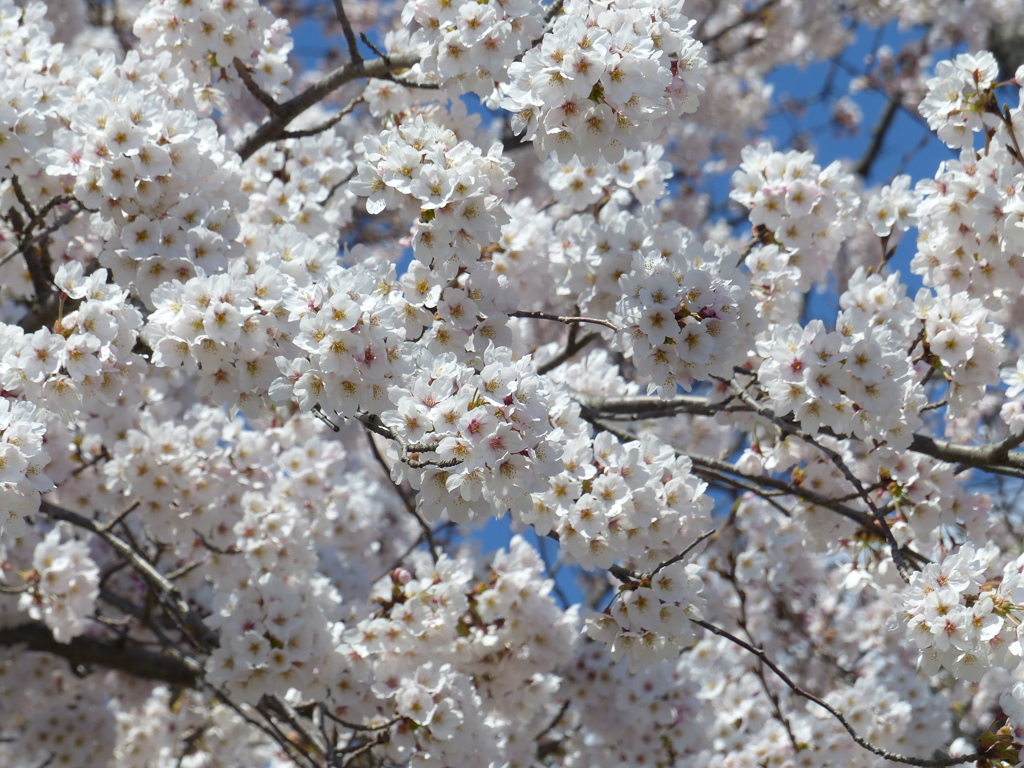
[0,622,199,687]
[236,52,420,162]
[39,500,218,650]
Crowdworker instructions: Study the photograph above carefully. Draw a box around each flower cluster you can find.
[268,261,410,419]
[560,644,708,765]
[731,142,861,290]
[501,0,707,165]
[384,346,563,523]
[865,174,920,241]
[8,263,146,417]
[614,234,760,396]
[132,0,294,112]
[586,561,706,666]
[18,527,99,643]
[889,543,1024,682]
[205,568,343,704]
[915,285,1004,418]
[757,269,921,446]
[545,144,673,209]
[340,541,578,768]
[145,259,289,417]
[919,51,999,149]
[114,688,283,768]
[402,0,544,96]
[37,59,248,299]
[241,127,357,236]
[864,449,992,547]
[351,116,515,281]
[912,143,1024,312]
[0,653,123,768]
[398,259,518,365]
[0,399,52,534]
[98,408,243,547]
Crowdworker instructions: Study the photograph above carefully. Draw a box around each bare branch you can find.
[331,0,363,65]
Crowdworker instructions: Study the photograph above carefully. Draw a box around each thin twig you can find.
[331,0,363,65]
[692,618,985,767]
[649,529,715,579]
[511,310,620,332]
[39,500,218,650]
[537,331,599,375]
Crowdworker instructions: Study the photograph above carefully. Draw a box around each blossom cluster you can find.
[339,539,579,768]
[918,51,999,149]
[18,527,99,643]
[0,263,146,418]
[402,0,544,96]
[0,399,52,534]
[384,346,564,523]
[144,259,289,417]
[206,568,343,704]
[34,56,249,299]
[915,285,1004,418]
[242,127,357,236]
[756,268,922,446]
[132,0,294,112]
[352,116,515,281]
[889,543,1024,682]
[864,173,920,241]
[614,233,760,396]
[501,0,707,165]
[912,144,1024,312]
[731,142,861,290]
[398,259,518,365]
[586,561,706,666]
[268,261,409,418]
[545,144,673,209]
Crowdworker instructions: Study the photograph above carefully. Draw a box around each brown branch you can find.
[236,52,420,162]
[580,393,1024,479]
[331,0,363,65]
[852,94,900,178]
[574,392,750,419]
[909,432,1024,478]
[278,96,362,142]
[582,414,929,569]
[39,500,218,650]
[233,58,280,111]
[0,622,199,687]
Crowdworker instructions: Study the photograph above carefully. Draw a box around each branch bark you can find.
[236,52,420,162]
[0,622,199,687]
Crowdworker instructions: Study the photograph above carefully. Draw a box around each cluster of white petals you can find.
[0,400,52,533]
[919,51,1000,148]
[614,230,760,395]
[18,527,99,643]
[731,143,861,290]
[890,544,1024,681]
[132,0,294,111]
[8,0,1024,766]
[501,0,707,164]
[403,0,544,95]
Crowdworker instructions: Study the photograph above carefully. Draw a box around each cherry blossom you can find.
[5,1,1024,767]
